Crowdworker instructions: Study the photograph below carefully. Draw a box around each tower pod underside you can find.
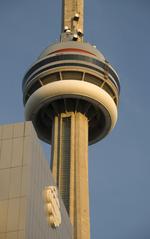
[22,42,120,145]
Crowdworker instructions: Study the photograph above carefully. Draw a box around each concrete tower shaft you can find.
[51,112,90,239]
[61,0,84,41]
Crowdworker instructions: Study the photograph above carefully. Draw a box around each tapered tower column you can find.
[51,112,90,239]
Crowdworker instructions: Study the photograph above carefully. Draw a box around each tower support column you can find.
[51,112,90,239]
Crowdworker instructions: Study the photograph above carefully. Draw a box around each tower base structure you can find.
[51,112,90,239]
[0,122,73,239]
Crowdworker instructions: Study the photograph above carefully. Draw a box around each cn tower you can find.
[22,0,120,238]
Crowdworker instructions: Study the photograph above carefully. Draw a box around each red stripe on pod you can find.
[48,48,96,57]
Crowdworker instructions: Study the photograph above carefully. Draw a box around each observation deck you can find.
[23,41,120,145]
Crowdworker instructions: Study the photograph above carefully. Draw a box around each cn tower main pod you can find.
[22,0,120,238]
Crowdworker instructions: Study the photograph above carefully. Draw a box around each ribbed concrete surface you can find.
[51,112,90,239]
[0,122,72,239]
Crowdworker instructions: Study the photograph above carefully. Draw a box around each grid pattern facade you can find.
[0,122,72,239]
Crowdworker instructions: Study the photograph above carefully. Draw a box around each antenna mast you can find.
[61,0,84,42]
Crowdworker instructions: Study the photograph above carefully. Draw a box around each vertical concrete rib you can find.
[51,112,90,239]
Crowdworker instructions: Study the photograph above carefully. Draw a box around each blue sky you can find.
[0,0,150,238]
